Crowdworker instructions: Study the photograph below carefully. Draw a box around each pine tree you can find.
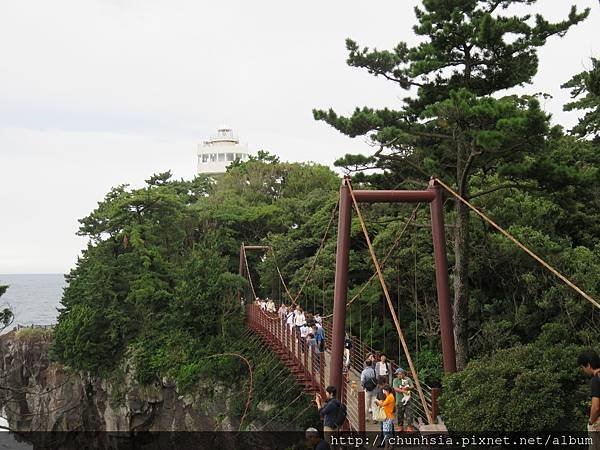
[563,57,600,139]
[314,0,589,369]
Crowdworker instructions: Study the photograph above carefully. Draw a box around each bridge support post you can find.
[330,179,352,399]
[238,243,245,304]
[429,179,457,373]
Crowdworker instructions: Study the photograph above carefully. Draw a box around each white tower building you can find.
[197,127,250,175]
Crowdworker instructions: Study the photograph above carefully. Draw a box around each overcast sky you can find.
[0,0,598,274]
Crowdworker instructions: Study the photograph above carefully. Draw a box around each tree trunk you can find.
[453,200,470,370]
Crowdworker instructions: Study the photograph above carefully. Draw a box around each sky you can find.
[0,0,598,274]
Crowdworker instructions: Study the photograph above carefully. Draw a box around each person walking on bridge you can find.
[278,303,287,320]
[360,360,378,419]
[375,354,392,386]
[294,306,306,331]
[375,385,395,449]
[286,307,294,330]
[393,368,414,432]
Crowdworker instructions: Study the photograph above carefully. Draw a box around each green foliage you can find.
[441,323,590,432]
[313,0,592,371]
[563,58,600,138]
[0,285,12,331]
[15,327,51,340]
[51,160,339,396]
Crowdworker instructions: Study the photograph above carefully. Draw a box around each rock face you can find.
[0,329,241,432]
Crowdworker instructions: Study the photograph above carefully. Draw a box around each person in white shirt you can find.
[375,353,392,386]
[314,313,322,324]
[300,323,310,339]
[286,307,295,330]
[266,298,276,313]
[294,306,306,331]
[278,303,287,320]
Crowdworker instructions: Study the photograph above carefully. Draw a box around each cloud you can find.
[0,0,598,272]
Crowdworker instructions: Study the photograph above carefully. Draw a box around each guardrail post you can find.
[319,351,325,393]
[358,390,366,432]
[304,338,309,379]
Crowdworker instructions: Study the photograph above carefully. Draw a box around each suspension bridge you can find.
[239,176,600,432]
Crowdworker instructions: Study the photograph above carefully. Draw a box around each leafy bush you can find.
[441,323,590,431]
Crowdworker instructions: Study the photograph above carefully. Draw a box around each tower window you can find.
[201,154,208,163]
[227,153,234,161]
[218,153,225,162]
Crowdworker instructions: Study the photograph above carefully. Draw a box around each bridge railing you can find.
[343,331,438,425]
[247,304,440,429]
[246,304,366,431]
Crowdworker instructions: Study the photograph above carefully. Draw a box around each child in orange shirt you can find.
[375,385,395,448]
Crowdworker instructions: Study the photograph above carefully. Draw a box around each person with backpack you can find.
[360,359,378,420]
[315,386,346,443]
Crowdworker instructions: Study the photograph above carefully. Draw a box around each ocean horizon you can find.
[0,273,65,332]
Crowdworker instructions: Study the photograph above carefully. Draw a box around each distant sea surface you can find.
[0,273,65,331]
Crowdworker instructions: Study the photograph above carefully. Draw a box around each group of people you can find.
[256,297,276,313]
[279,304,328,360]
[360,353,414,438]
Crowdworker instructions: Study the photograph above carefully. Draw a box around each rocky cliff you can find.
[0,328,243,432]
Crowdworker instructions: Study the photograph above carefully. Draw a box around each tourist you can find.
[360,360,378,419]
[315,386,343,443]
[305,427,330,450]
[278,303,287,320]
[375,385,395,449]
[373,375,388,423]
[343,333,351,373]
[578,349,600,449]
[312,324,325,352]
[300,323,311,351]
[307,333,317,352]
[366,353,376,365]
[286,307,295,330]
[294,306,306,331]
[392,368,414,432]
[314,312,323,325]
[266,297,276,313]
[375,353,392,385]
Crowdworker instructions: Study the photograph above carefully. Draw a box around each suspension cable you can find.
[269,200,338,308]
[322,203,421,319]
[292,200,338,303]
[243,248,258,301]
[347,180,433,424]
[433,177,600,310]
[201,352,253,430]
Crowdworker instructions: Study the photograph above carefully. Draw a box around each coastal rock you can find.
[0,329,240,432]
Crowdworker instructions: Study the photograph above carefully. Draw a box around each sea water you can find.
[0,273,65,331]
